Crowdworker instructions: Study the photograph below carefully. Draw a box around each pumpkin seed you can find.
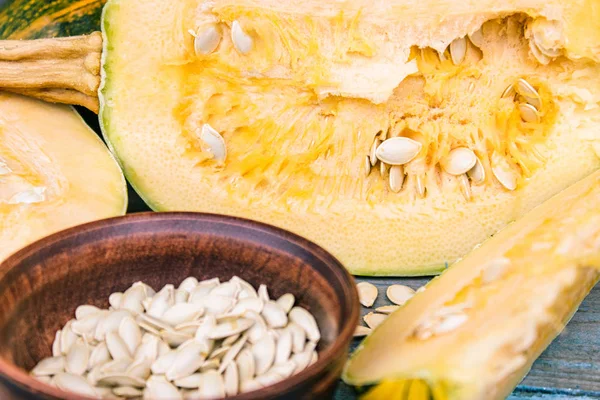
[194,24,222,55]
[515,78,541,104]
[375,305,400,314]
[31,356,65,376]
[262,301,288,328]
[97,374,145,388]
[166,340,207,381]
[209,318,254,339]
[240,379,262,393]
[415,175,426,198]
[190,294,235,315]
[386,284,416,306]
[256,371,283,386]
[75,305,101,320]
[467,156,486,184]
[518,103,541,123]
[440,147,477,176]
[289,307,321,342]
[268,360,296,378]
[109,293,123,310]
[118,316,142,356]
[120,284,146,314]
[125,358,152,380]
[501,84,516,99]
[147,285,174,318]
[151,350,178,375]
[145,375,182,399]
[380,161,389,176]
[53,373,98,397]
[232,276,258,299]
[276,293,295,313]
[60,321,78,355]
[357,282,378,307]
[353,325,372,337]
[287,322,307,354]
[174,289,189,304]
[231,20,253,55]
[211,281,240,298]
[219,334,248,373]
[200,123,227,162]
[258,284,270,302]
[364,312,387,329]
[160,328,192,347]
[65,338,89,376]
[449,37,467,65]
[231,297,264,314]
[364,155,372,176]
[113,386,143,397]
[8,187,46,204]
[224,361,239,396]
[72,311,106,340]
[209,345,231,361]
[389,165,405,193]
[529,39,551,65]
[89,342,111,369]
[252,334,276,375]
[95,310,132,341]
[161,303,204,326]
[370,138,381,166]
[291,341,316,374]
[458,174,472,201]
[106,331,132,360]
[491,152,518,191]
[275,329,292,364]
[236,348,255,382]
[178,277,198,293]
[375,137,422,165]
[174,373,203,388]
[52,330,62,357]
[468,28,484,48]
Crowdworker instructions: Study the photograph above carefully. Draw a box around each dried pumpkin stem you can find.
[0,32,102,112]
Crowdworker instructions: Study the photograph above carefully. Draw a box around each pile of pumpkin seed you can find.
[354,282,423,336]
[30,277,320,399]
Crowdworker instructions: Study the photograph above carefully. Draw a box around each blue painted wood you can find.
[334,277,600,399]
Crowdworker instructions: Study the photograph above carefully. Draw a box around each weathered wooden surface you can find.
[335,277,600,399]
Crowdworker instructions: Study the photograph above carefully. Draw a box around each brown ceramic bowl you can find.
[0,213,359,400]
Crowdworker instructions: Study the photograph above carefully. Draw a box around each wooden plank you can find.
[335,278,600,399]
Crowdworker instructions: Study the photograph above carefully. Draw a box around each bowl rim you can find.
[0,212,360,399]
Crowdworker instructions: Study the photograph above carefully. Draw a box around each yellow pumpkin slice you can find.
[0,92,127,261]
[100,0,600,275]
[343,170,600,399]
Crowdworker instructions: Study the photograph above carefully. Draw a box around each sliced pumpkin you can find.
[0,92,126,261]
[100,0,600,275]
[343,170,600,399]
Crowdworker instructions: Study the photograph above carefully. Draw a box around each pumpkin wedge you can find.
[343,170,600,399]
[1,0,599,275]
[0,92,126,261]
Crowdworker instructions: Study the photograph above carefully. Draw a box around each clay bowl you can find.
[0,213,359,399]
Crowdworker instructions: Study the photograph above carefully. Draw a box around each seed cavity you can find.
[375,137,422,166]
[194,24,222,55]
[231,20,253,55]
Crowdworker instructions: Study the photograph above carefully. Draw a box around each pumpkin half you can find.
[0,92,127,261]
[100,0,600,275]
